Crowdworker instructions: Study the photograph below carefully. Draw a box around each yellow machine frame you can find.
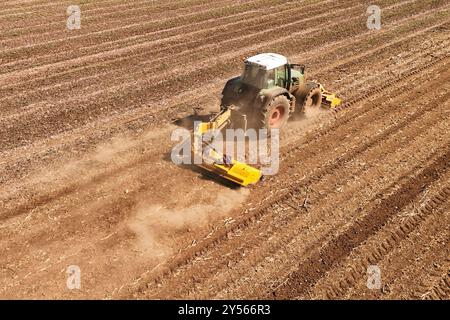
[192,109,262,187]
[320,84,342,108]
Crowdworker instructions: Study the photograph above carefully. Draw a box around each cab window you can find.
[266,69,275,88]
[275,65,287,87]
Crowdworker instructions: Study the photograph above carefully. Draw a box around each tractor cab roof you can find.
[245,53,288,70]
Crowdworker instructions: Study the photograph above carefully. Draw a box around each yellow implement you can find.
[196,147,262,187]
[192,108,262,187]
[320,84,342,108]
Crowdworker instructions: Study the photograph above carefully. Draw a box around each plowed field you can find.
[1,0,449,299]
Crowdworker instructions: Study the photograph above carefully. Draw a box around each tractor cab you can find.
[240,53,305,91]
[241,53,288,89]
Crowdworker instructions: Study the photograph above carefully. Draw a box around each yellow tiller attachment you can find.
[320,84,343,108]
[192,109,262,187]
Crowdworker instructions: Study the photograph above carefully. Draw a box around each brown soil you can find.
[0,0,449,299]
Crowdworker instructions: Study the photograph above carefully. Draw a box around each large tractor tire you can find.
[294,82,323,114]
[261,95,291,130]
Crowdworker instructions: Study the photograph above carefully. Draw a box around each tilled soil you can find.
[0,0,449,299]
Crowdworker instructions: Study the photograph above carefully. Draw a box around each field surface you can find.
[0,0,449,299]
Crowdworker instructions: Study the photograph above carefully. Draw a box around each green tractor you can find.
[220,53,341,130]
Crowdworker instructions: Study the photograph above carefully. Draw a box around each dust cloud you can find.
[282,107,330,145]
[127,188,250,256]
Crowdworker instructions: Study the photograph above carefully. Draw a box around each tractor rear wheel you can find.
[295,82,323,114]
[304,86,322,110]
[261,95,291,130]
